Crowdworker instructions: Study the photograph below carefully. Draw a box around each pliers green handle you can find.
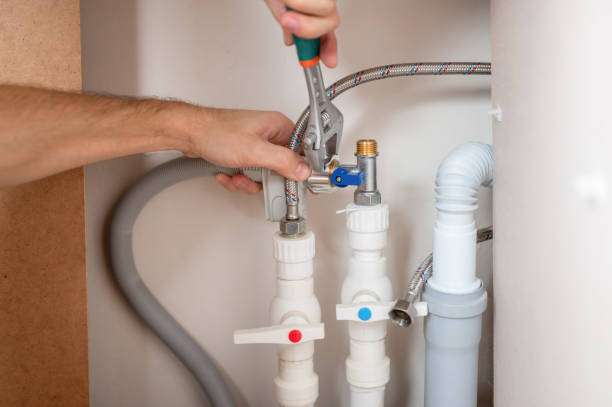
[288,7,343,173]
[287,7,320,67]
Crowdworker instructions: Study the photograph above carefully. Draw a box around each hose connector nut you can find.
[388,299,414,328]
[279,217,307,236]
[354,190,382,206]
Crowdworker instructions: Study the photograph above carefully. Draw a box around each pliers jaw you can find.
[302,64,344,173]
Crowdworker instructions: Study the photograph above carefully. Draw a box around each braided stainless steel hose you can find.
[389,254,432,327]
[284,62,492,214]
[477,226,494,243]
[389,225,493,327]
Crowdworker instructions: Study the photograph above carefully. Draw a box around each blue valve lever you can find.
[330,167,364,188]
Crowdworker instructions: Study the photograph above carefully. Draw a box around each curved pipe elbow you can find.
[431,142,493,294]
[435,142,493,214]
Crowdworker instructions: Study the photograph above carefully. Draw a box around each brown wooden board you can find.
[0,1,89,406]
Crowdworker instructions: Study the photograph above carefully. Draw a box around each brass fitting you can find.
[354,139,381,206]
[356,139,378,156]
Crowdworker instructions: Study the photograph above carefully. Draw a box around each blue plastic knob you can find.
[358,307,372,321]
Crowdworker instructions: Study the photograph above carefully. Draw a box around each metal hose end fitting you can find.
[389,294,417,328]
[279,217,307,236]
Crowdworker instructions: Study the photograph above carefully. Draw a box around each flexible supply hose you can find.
[407,254,434,300]
[108,157,259,407]
[284,62,492,209]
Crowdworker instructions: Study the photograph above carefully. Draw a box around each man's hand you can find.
[265,0,339,68]
[0,86,310,191]
[172,106,310,194]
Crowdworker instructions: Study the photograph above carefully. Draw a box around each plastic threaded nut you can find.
[346,203,389,233]
[273,231,315,263]
[356,139,377,156]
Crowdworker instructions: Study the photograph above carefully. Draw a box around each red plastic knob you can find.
[288,329,302,343]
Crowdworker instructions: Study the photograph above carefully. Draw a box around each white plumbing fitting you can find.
[336,203,392,407]
[234,231,323,407]
[429,142,493,294]
[423,142,492,407]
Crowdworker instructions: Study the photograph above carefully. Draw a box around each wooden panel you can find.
[0,1,88,406]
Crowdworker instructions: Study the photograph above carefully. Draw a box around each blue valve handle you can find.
[330,167,364,188]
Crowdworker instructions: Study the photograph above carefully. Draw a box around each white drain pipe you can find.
[235,231,324,407]
[423,142,493,407]
[429,141,494,294]
[336,203,393,407]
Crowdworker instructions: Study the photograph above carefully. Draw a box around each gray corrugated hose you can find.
[108,157,259,407]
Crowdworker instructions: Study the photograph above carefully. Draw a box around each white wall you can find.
[81,1,492,406]
[492,1,612,406]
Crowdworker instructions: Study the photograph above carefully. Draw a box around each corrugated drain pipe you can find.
[424,141,493,407]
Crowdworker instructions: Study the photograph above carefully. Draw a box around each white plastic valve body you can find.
[338,203,392,406]
[234,231,322,407]
[273,231,322,407]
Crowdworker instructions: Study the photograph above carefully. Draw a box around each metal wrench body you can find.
[303,64,344,173]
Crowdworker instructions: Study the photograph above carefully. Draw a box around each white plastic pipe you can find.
[423,142,492,407]
[429,142,493,294]
[272,232,321,407]
[349,386,386,407]
[340,203,392,407]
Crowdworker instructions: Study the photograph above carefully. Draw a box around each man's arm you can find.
[0,86,311,189]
